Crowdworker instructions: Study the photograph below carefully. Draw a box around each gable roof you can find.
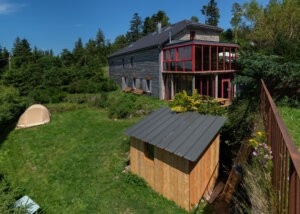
[125,107,225,162]
[109,20,223,58]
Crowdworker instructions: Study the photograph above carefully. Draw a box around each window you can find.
[130,57,133,67]
[144,143,154,160]
[163,46,192,72]
[121,77,127,89]
[146,79,152,93]
[132,78,136,89]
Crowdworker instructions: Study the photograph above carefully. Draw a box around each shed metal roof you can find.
[109,20,223,58]
[125,107,226,162]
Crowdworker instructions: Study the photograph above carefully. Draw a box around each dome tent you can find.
[17,104,50,129]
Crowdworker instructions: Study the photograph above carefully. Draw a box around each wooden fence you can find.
[260,80,300,214]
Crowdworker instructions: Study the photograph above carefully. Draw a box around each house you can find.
[125,107,226,211]
[108,20,239,101]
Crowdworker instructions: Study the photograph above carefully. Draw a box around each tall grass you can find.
[278,106,300,148]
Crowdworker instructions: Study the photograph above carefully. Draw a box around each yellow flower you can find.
[257,131,263,137]
[249,139,259,146]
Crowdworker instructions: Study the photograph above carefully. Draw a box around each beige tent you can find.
[17,104,50,129]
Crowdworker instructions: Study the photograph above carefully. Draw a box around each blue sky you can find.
[0,0,269,55]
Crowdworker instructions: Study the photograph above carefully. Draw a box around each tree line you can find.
[0,0,299,132]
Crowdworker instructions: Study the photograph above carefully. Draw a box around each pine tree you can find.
[128,13,143,43]
[201,0,220,26]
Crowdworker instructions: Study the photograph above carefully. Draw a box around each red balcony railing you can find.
[260,79,300,214]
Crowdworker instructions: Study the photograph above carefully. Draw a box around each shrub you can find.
[108,93,137,119]
[0,175,25,214]
[169,90,226,115]
[0,86,26,132]
[28,87,66,103]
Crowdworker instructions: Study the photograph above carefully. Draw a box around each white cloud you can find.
[0,2,24,15]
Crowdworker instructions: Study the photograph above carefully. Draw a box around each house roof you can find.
[109,20,223,58]
[125,107,226,162]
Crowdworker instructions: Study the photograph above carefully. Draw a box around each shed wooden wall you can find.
[189,134,220,208]
[130,135,220,211]
[130,138,190,210]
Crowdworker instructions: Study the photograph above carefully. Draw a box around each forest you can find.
[0,0,299,212]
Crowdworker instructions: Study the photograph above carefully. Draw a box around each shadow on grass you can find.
[0,118,19,147]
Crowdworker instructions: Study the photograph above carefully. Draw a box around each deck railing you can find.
[260,80,300,214]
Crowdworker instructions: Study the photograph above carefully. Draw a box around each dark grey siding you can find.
[108,48,161,98]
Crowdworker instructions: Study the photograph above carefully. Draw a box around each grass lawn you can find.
[278,106,300,148]
[0,107,186,213]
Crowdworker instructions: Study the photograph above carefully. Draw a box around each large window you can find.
[163,46,192,72]
[164,43,238,72]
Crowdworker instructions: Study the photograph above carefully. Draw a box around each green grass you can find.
[278,106,300,148]
[0,107,186,213]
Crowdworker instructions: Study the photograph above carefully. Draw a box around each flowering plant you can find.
[248,131,273,172]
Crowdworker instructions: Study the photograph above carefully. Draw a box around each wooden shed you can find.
[125,107,225,211]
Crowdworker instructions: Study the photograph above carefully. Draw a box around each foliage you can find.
[201,0,220,26]
[169,90,226,116]
[248,131,273,172]
[221,99,259,145]
[190,16,199,23]
[127,13,143,43]
[108,93,137,119]
[236,51,300,101]
[278,106,300,148]
[0,175,26,214]
[0,107,185,213]
[230,3,243,43]
[233,131,274,214]
[107,91,166,119]
[243,0,300,53]
[143,10,170,35]
[0,85,25,131]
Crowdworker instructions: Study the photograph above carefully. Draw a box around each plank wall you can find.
[189,134,220,209]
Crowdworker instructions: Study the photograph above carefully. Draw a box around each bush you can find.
[28,87,66,103]
[0,175,25,214]
[108,93,137,119]
[0,86,26,132]
[169,90,226,115]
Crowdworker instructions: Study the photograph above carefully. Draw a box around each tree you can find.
[128,13,143,43]
[112,35,129,51]
[11,37,32,68]
[143,10,170,35]
[201,0,220,26]
[242,0,300,59]
[96,29,105,48]
[0,46,9,73]
[72,38,85,66]
[231,3,243,43]
[190,16,199,22]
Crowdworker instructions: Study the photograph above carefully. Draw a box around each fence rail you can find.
[260,80,300,214]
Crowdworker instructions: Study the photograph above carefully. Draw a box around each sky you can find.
[0,0,269,55]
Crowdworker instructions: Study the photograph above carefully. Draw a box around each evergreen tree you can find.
[0,46,9,72]
[190,16,199,22]
[72,38,85,66]
[11,37,32,68]
[201,0,220,26]
[128,13,143,42]
[143,10,170,35]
